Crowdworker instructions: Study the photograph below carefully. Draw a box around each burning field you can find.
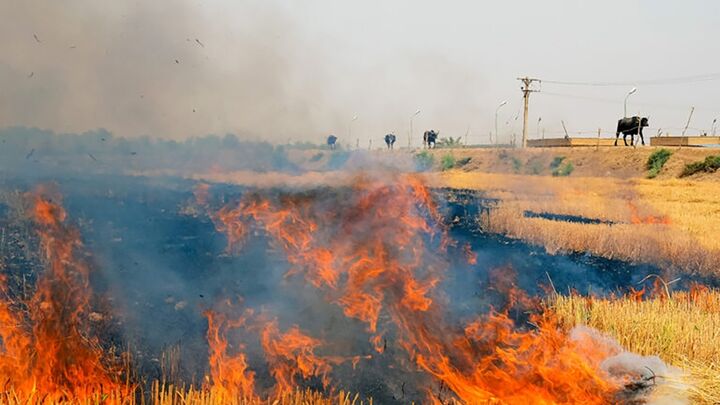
[0,166,712,404]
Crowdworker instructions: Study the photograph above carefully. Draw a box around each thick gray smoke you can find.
[0,0,484,143]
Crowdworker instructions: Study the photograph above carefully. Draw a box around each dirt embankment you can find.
[420,146,720,180]
[282,146,719,180]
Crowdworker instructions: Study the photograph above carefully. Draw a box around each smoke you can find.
[0,0,484,142]
[571,326,689,404]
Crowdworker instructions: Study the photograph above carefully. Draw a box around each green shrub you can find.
[681,155,720,177]
[550,156,566,170]
[440,154,457,171]
[552,161,574,177]
[646,149,673,178]
[414,151,434,171]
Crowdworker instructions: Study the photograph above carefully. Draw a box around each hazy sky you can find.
[1,0,719,145]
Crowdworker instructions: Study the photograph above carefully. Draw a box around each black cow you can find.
[423,130,439,149]
[384,133,397,150]
[614,116,649,146]
[327,134,338,150]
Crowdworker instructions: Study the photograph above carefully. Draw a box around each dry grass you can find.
[634,178,720,251]
[483,205,719,272]
[551,290,720,404]
[437,171,720,275]
[0,386,372,405]
[148,384,372,405]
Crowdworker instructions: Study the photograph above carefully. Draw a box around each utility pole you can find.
[517,77,540,148]
[408,109,421,148]
[682,106,695,136]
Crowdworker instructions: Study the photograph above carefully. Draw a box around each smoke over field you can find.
[0,158,704,403]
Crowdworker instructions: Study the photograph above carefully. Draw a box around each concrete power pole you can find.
[517,77,540,148]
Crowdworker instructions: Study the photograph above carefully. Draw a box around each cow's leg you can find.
[614,132,619,146]
[639,130,645,146]
[623,133,629,146]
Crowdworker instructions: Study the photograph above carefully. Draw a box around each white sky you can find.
[1,0,718,145]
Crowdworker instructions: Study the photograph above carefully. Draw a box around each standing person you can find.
[424,130,438,149]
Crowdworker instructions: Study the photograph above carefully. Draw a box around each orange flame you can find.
[0,189,130,403]
[627,286,646,302]
[628,201,671,225]
[205,307,256,400]
[212,174,637,403]
[260,319,332,395]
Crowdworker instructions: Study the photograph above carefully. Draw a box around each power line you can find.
[539,91,714,112]
[542,73,720,87]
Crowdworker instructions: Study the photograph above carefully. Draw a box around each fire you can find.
[211,173,644,403]
[0,189,129,403]
[205,304,335,399]
[1,176,667,403]
[260,319,332,394]
[628,201,671,225]
[205,307,256,401]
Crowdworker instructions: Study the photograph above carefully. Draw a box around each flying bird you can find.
[33,34,41,43]
[28,72,34,78]
[175,59,180,64]
[195,38,204,48]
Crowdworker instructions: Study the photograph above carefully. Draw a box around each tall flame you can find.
[0,189,129,402]
[205,307,256,400]
[211,173,639,403]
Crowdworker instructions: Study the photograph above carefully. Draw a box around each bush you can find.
[646,149,673,179]
[552,161,574,177]
[414,151,434,171]
[550,156,566,171]
[681,155,720,177]
[440,154,456,171]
